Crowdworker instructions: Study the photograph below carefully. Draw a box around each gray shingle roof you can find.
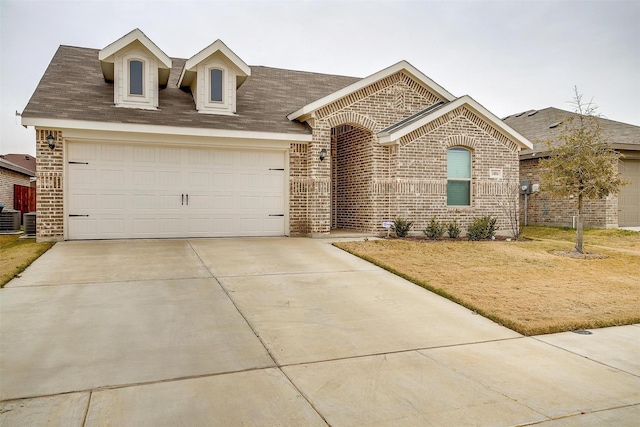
[22,45,361,135]
[504,107,640,158]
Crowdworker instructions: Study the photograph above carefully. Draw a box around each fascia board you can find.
[183,40,251,77]
[98,28,172,69]
[22,117,312,143]
[287,60,456,121]
[378,95,533,150]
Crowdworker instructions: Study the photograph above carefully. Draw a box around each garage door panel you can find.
[69,168,97,186]
[99,218,126,236]
[70,193,97,212]
[69,218,97,238]
[264,217,286,233]
[101,169,125,186]
[132,194,158,210]
[132,218,156,235]
[188,194,212,210]
[68,142,286,239]
[68,143,97,162]
[101,193,126,210]
[132,147,157,163]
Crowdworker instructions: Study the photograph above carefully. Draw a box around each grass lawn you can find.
[0,234,54,288]
[334,227,640,335]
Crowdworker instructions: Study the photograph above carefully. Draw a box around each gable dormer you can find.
[98,29,172,110]
[178,40,250,115]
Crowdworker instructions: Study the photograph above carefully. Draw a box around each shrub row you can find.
[391,216,497,240]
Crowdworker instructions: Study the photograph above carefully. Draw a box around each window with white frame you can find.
[129,59,144,96]
[447,147,471,206]
[210,68,223,102]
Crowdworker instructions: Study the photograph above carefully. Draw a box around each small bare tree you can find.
[540,88,626,253]
[498,178,521,240]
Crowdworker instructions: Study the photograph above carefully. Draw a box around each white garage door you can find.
[619,159,639,227]
[67,142,286,239]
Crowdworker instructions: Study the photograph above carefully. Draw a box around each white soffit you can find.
[98,28,172,85]
[178,40,251,88]
[287,60,456,121]
[22,117,311,145]
[377,95,533,150]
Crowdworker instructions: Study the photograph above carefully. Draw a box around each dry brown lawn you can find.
[0,235,54,287]
[334,228,640,335]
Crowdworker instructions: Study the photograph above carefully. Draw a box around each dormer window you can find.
[98,28,172,111]
[129,60,144,96]
[178,39,250,116]
[210,68,223,102]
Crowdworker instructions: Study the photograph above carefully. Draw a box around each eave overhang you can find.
[21,117,312,144]
[287,60,456,122]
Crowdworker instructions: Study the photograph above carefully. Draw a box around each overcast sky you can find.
[1,0,638,156]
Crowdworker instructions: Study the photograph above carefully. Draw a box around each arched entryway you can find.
[330,124,376,232]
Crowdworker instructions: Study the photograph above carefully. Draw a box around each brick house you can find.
[22,29,531,241]
[0,157,34,209]
[505,108,640,228]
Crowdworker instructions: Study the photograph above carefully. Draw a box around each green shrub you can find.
[466,216,498,241]
[392,217,413,238]
[447,220,461,238]
[423,217,445,240]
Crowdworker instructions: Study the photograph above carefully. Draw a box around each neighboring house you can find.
[0,157,34,208]
[0,154,36,175]
[22,28,531,242]
[504,107,640,228]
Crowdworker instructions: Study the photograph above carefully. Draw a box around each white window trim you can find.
[447,146,473,207]
[208,67,224,103]
[122,54,152,106]
[204,63,229,111]
[127,58,145,97]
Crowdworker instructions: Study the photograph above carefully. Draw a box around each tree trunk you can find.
[575,194,584,253]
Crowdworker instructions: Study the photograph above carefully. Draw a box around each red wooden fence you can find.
[14,184,36,223]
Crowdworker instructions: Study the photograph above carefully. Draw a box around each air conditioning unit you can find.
[24,212,36,236]
[0,209,20,231]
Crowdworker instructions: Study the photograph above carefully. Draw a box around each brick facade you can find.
[290,71,522,236]
[519,158,619,228]
[35,129,64,242]
[0,169,31,208]
[34,75,524,240]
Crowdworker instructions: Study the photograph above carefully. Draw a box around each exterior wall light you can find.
[319,148,327,161]
[46,133,56,150]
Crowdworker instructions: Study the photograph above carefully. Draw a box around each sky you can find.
[1,0,639,156]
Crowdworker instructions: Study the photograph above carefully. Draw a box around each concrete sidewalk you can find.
[1,238,638,426]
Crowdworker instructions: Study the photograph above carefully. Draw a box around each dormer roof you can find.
[178,39,251,89]
[98,28,172,85]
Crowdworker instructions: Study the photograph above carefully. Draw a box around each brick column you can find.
[35,129,64,242]
[308,119,331,235]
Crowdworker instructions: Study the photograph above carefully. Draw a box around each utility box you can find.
[24,212,36,237]
[519,180,531,195]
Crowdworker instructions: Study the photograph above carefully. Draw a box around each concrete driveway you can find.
[1,238,638,426]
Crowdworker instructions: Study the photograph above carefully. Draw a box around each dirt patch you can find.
[551,250,608,259]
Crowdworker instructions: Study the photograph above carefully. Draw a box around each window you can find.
[210,68,223,102]
[447,147,471,206]
[129,60,144,96]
